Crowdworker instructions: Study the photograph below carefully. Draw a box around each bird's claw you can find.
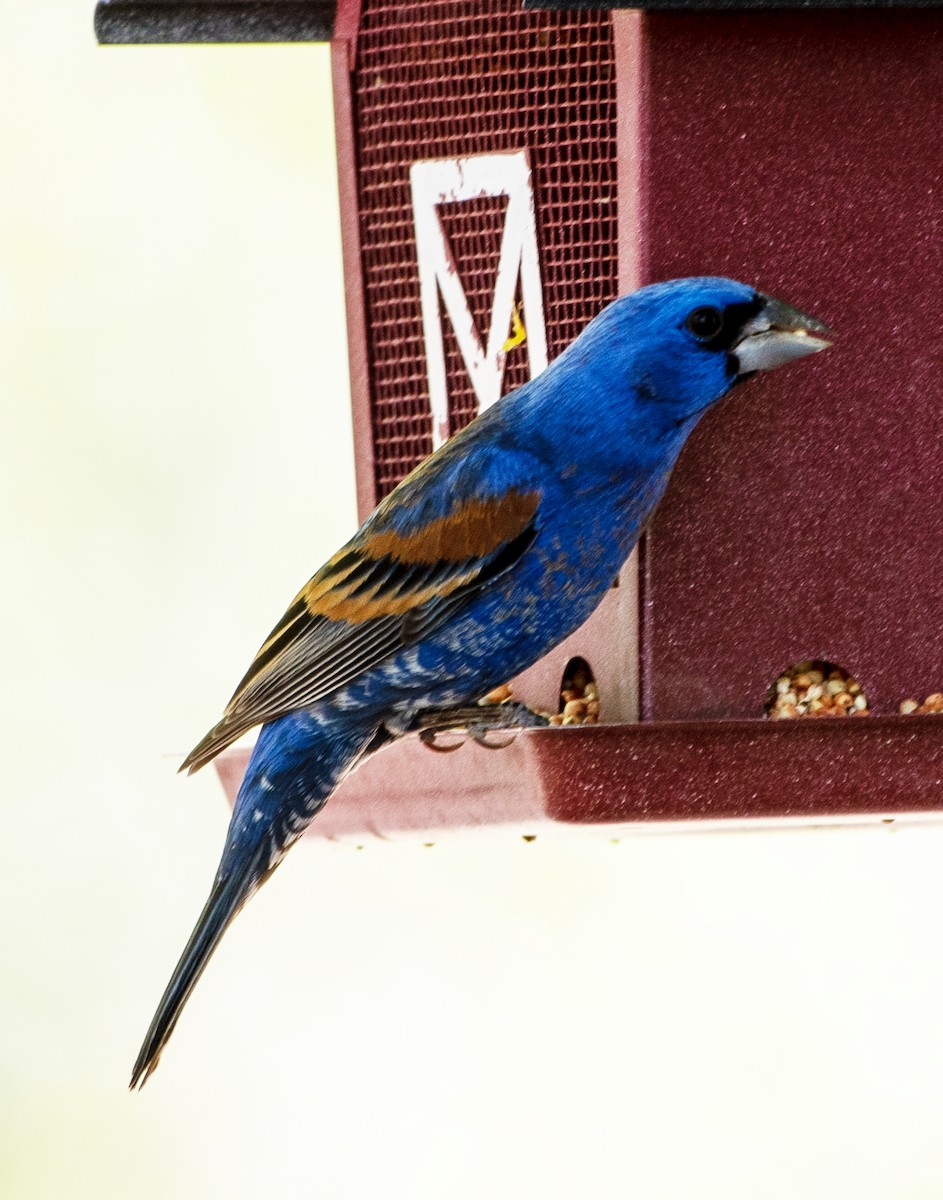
[418,728,466,753]
[470,728,519,750]
[413,700,550,752]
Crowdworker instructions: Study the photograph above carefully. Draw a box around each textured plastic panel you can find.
[218,715,943,837]
[531,718,943,824]
[351,0,618,500]
[640,11,943,721]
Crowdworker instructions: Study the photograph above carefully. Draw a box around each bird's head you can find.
[558,276,831,440]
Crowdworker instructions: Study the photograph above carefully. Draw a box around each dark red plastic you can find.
[532,717,943,824]
[216,715,943,836]
[217,7,943,836]
[638,12,943,721]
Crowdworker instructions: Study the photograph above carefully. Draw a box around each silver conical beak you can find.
[733,295,832,376]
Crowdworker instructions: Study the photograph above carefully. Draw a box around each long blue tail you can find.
[129,841,270,1089]
[131,708,385,1087]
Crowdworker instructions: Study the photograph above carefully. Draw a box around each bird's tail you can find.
[133,709,387,1086]
[129,841,270,1090]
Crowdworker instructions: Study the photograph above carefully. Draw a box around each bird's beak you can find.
[732,294,832,376]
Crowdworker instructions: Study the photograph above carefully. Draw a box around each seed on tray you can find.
[476,658,601,729]
[766,659,869,719]
[556,656,600,725]
[899,692,943,715]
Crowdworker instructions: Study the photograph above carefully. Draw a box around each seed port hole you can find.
[765,659,869,720]
[551,656,600,726]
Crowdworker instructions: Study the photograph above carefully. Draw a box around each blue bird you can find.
[131,277,830,1086]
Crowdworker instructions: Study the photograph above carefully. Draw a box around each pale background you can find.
[4,3,943,1197]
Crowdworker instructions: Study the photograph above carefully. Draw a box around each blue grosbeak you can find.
[131,276,830,1085]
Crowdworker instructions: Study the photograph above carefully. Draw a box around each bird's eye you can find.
[685,306,725,341]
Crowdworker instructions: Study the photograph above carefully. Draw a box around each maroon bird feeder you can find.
[98,0,943,835]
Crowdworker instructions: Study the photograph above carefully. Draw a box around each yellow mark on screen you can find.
[502,303,527,353]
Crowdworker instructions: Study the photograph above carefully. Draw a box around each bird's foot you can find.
[412,700,550,752]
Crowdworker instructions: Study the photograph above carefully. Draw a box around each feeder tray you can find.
[215,715,943,839]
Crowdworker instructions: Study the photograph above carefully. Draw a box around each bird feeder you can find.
[97,0,943,835]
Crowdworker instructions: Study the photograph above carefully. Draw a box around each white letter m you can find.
[410,151,548,449]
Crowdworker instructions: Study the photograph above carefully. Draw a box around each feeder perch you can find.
[98,0,943,835]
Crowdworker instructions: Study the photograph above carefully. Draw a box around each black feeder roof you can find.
[94,1,337,43]
[94,0,943,44]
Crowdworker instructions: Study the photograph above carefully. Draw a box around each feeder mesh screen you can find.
[352,0,618,498]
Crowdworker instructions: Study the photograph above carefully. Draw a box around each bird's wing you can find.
[181,453,542,774]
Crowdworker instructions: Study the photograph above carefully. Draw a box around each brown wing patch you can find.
[365,490,540,564]
[304,573,478,623]
[301,489,540,622]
